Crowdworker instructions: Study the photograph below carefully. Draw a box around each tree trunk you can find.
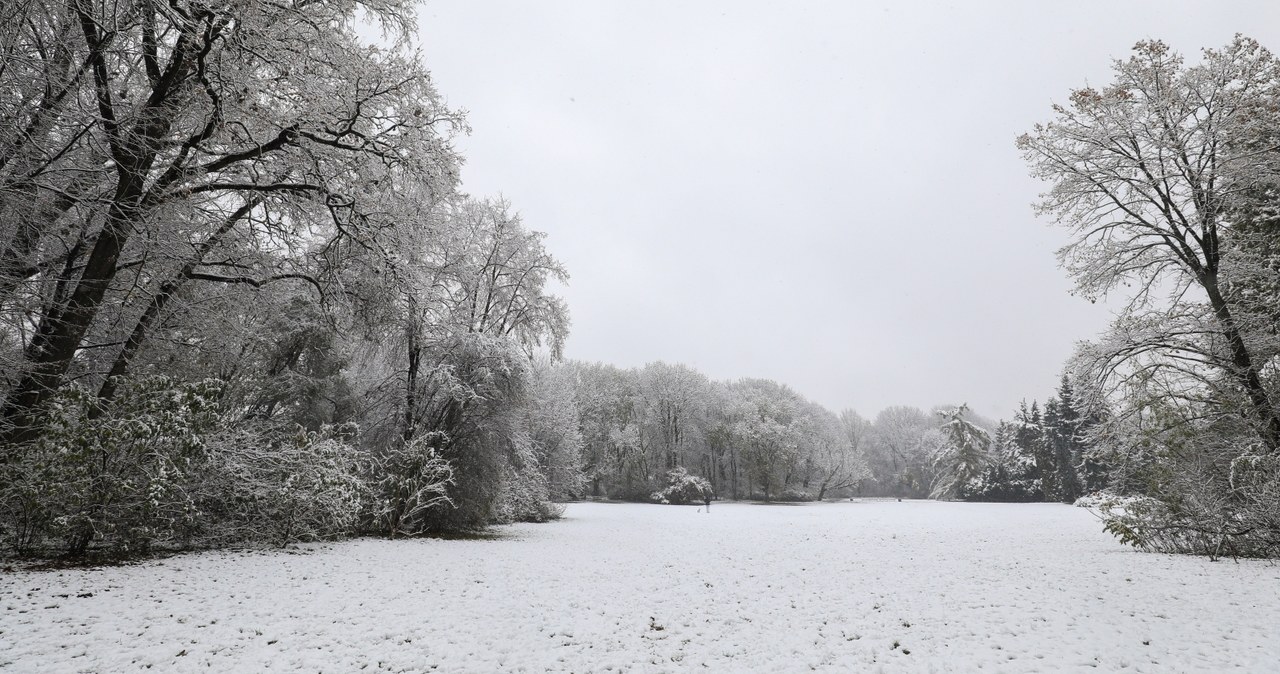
[1202,273,1280,451]
[403,325,421,443]
[0,1,197,448]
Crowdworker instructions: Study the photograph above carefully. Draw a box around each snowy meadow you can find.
[4,500,1278,673]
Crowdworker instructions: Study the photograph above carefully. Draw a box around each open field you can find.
[2,501,1279,672]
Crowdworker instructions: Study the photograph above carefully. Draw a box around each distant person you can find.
[703,490,713,512]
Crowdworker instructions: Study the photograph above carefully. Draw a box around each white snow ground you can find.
[2,501,1279,673]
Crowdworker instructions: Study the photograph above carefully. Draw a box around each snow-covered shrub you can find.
[493,463,563,523]
[204,422,367,547]
[368,432,455,537]
[1072,491,1117,508]
[776,487,815,502]
[1093,494,1219,555]
[0,376,380,555]
[0,377,223,555]
[493,431,564,524]
[650,467,712,505]
[1091,435,1280,559]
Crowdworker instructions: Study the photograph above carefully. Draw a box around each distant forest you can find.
[1,1,1278,559]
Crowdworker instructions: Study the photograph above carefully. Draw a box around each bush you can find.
[0,377,223,556]
[203,422,367,547]
[493,432,564,523]
[1091,445,1280,559]
[650,467,712,505]
[368,432,455,537]
[776,487,815,502]
[0,377,375,556]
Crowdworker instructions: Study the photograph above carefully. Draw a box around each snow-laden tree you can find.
[524,360,586,501]
[804,406,870,500]
[1022,36,1280,556]
[0,0,465,448]
[560,361,642,497]
[1018,36,1280,451]
[863,406,939,498]
[639,362,710,472]
[967,421,1042,502]
[931,404,991,500]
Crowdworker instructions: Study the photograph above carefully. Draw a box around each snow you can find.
[3,501,1279,672]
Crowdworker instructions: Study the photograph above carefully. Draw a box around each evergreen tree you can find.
[1013,401,1049,500]
[968,420,1042,502]
[1048,375,1086,501]
[931,404,991,500]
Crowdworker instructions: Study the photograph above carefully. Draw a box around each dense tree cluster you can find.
[563,361,868,503]
[963,376,1103,503]
[850,377,1102,505]
[0,0,577,555]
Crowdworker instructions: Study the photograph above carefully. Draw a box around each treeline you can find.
[841,376,1105,504]
[0,0,579,555]
[563,362,866,502]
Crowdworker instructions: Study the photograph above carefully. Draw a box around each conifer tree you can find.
[931,405,991,500]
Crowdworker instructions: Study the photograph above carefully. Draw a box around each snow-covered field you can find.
[2,501,1278,673]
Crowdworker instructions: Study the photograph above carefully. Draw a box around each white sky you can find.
[413,1,1280,421]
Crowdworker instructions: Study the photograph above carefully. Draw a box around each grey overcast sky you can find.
[413,1,1280,421]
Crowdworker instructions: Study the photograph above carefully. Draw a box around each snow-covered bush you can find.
[1072,491,1117,509]
[1088,437,1280,559]
[493,463,563,523]
[650,467,712,505]
[0,377,223,555]
[367,432,455,537]
[203,423,367,547]
[776,487,815,502]
[0,376,379,555]
[493,431,565,524]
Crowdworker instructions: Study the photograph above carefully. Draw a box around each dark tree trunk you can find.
[1202,273,1280,451]
[403,326,421,443]
[0,1,207,447]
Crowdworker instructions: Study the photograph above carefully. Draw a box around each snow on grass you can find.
[3,501,1279,672]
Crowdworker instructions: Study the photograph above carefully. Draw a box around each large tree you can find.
[1018,37,1280,451]
[0,0,463,448]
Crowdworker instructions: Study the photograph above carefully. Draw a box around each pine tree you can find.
[1049,375,1086,501]
[931,404,991,500]
[968,421,1040,502]
[1014,401,1049,501]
